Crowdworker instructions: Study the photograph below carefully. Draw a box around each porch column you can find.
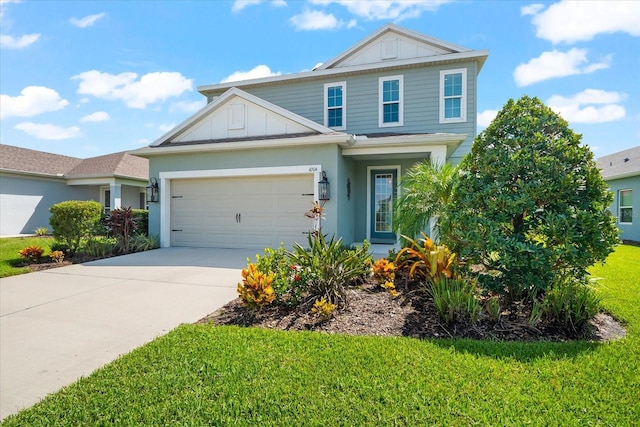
[110,184,122,210]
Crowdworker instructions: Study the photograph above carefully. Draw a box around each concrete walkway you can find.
[0,247,253,420]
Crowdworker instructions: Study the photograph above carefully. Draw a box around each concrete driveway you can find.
[0,247,253,420]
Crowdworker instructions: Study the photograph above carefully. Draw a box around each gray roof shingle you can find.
[0,144,148,180]
[597,146,640,180]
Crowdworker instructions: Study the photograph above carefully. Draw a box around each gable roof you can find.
[147,87,341,148]
[316,23,473,71]
[597,146,640,180]
[197,24,488,96]
[0,144,148,181]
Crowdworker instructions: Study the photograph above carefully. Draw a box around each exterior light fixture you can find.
[146,177,159,203]
[318,171,330,202]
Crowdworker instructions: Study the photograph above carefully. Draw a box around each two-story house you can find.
[133,24,488,250]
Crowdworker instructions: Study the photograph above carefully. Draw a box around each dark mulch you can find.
[199,280,626,342]
[17,253,114,272]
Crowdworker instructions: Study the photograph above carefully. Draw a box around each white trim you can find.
[379,75,403,128]
[366,165,401,243]
[618,188,633,225]
[158,165,323,248]
[439,68,467,124]
[324,81,346,130]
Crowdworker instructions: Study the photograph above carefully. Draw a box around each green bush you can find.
[289,234,372,308]
[543,276,601,333]
[81,236,116,258]
[49,200,103,254]
[254,245,306,306]
[130,234,159,252]
[442,95,619,299]
[429,277,481,325]
[132,209,148,235]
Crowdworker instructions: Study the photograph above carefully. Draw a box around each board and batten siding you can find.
[211,60,479,163]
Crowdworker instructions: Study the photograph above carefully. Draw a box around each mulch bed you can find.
[199,280,626,342]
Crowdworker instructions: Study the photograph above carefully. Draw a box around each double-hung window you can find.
[379,75,403,127]
[619,189,633,223]
[440,68,467,123]
[324,82,346,130]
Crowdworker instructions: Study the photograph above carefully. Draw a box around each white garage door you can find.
[170,174,315,249]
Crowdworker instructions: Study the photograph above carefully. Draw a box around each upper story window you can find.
[440,68,467,123]
[379,75,403,127]
[324,82,346,130]
[619,189,633,224]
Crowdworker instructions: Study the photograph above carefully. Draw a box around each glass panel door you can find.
[370,169,397,243]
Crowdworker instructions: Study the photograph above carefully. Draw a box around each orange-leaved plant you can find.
[19,245,44,263]
[237,263,276,308]
[395,232,456,281]
[372,258,399,297]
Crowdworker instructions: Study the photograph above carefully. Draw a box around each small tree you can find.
[105,206,138,254]
[49,200,103,254]
[393,160,458,241]
[441,95,619,298]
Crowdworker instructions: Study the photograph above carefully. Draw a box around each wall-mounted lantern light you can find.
[146,177,159,203]
[318,171,330,202]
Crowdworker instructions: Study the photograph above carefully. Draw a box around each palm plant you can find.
[393,160,458,242]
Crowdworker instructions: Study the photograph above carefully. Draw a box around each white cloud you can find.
[513,48,611,87]
[171,99,206,113]
[135,138,150,146]
[72,70,193,108]
[0,86,69,118]
[0,33,40,48]
[15,122,81,140]
[547,89,627,123]
[80,111,110,122]
[291,10,341,30]
[310,0,449,21]
[232,0,286,12]
[528,1,640,44]
[221,65,281,83]
[69,12,106,28]
[520,3,544,16]
[477,109,499,128]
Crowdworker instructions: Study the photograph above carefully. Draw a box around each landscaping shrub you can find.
[81,236,116,258]
[311,298,337,320]
[429,277,481,325]
[50,240,70,254]
[132,209,148,236]
[49,250,65,263]
[441,95,619,299]
[395,233,456,283]
[237,263,276,308]
[254,245,306,306]
[289,233,372,308]
[372,258,398,297]
[105,206,137,254]
[129,234,159,252]
[49,200,103,254]
[393,160,458,241]
[34,227,48,236]
[19,245,44,263]
[543,276,601,333]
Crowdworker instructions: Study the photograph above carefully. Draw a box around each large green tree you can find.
[441,95,619,298]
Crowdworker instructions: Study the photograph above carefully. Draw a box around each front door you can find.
[370,169,397,243]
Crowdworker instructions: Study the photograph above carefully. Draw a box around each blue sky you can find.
[1,0,639,159]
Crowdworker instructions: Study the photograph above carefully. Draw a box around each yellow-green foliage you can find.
[19,245,44,263]
[237,263,276,308]
[373,258,399,297]
[395,233,456,281]
[311,298,337,319]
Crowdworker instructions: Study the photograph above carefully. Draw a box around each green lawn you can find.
[2,246,639,426]
[0,236,55,278]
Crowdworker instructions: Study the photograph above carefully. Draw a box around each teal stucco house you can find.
[133,24,488,250]
[598,146,640,243]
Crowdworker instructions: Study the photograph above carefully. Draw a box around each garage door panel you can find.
[171,174,314,248]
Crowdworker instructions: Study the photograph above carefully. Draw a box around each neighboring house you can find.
[597,146,640,242]
[133,24,488,250]
[0,144,149,236]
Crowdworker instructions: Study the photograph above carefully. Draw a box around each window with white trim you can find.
[439,68,467,123]
[379,75,403,127]
[324,82,346,130]
[619,189,633,223]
